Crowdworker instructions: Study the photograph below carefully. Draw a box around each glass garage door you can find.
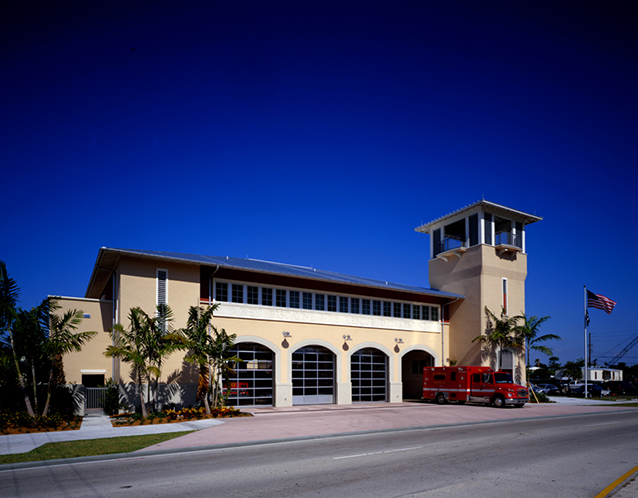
[351,348,387,402]
[292,346,335,405]
[226,343,274,406]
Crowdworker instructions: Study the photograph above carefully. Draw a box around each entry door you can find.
[292,346,335,405]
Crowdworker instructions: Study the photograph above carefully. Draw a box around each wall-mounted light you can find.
[395,338,404,344]
[343,334,353,341]
[282,331,291,338]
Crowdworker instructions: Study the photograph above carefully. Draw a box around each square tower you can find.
[416,200,542,381]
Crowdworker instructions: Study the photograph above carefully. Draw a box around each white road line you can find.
[334,446,423,460]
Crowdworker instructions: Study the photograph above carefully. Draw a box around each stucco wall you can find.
[58,297,114,384]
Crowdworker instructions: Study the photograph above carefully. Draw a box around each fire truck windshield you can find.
[494,373,513,384]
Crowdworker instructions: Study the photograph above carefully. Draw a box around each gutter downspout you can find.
[441,297,462,366]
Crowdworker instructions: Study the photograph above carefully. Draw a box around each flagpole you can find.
[584,285,588,398]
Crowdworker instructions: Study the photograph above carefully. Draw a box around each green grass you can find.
[0,431,194,465]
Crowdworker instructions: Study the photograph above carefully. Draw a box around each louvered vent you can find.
[157,270,167,304]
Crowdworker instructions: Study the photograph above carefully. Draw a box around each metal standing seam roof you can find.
[415,199,543,234]
[86,247,464,300]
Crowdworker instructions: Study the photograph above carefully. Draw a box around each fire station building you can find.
[60,200,541,408]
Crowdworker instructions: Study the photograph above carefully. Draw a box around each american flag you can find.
[587,290,617,315]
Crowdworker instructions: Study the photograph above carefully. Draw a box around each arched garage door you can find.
[226,343,274,406]
[351,347,387,402]
[292,346,335,405]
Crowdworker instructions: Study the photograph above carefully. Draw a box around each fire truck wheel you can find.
[435,393,447,404]
[492,395,505,408]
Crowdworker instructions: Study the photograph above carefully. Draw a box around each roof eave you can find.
[415,199,542,234]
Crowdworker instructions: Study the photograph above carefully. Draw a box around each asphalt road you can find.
[1,411,636,498]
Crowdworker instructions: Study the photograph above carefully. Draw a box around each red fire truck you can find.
[423,366,529,408]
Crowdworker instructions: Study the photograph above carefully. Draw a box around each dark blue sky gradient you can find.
[3,1,638,364]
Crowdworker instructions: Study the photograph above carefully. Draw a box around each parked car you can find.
[536,384,560,396]
[603,381,638,396]
[569,383,610,397]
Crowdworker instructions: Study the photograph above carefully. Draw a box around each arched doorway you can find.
[292,345,335,405]
[226,342,274,406]
[401,350,435,399]
[351,347,388,402]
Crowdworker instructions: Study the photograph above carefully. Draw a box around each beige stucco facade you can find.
[430,244,527,367]
[61,249,451,408]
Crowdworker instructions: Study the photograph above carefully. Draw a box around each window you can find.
[451,372,457,381]
[215,281,228,302]
[276,289,287,308]
[431,306,439,322]
[383,302,391,317]
[351,297,360,314]
[413,305,421,320]
[289,291,300,309]
[315,294,325,311]
[433,228,442,257]
[434,374,446,381]
[327,295,337,312]
[403,303,411,319]
[362,299,371,315]
[303,292,313,310]
[422,305,430,321]
[484,213,493,245]
[393,302,401,318]
[157,269,168,305]
[247,286,259,305]
[262,288,273,306]
[339,296,349,313]
[515,221,523,249]
[232,284,244,303]
[372,300,381,316]
[502,280,509,313]
[469,213,479,247]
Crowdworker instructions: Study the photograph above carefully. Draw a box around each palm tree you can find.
[146,303,181,413]
[209,327,238,408]
[180,305,238,412]
[181,305,217,415]
[8,306,46,416]
[0,262,35,415]
[474,307,524,370]
[105,305,179,417]
[42,299,97,415]
[516,314,559,367]
[106,307,155,418]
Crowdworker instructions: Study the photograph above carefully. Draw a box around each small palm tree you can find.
[146,303,181,413]
[180,305,238,412]
[181,305,217,415]
[106,307,155,418]
[516,314,559,367]
[42,299,97,415]
[474,307,524,370]
[106,305,180,417]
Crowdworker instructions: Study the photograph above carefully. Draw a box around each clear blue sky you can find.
[3,1,637,365]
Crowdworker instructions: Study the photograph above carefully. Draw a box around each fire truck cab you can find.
[423,366,529,408]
